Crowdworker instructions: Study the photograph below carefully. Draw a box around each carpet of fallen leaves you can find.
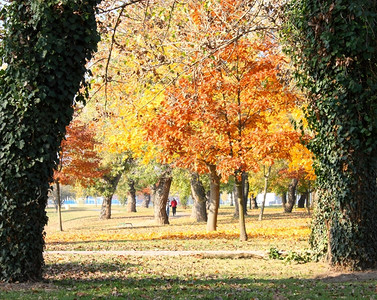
[45,206,310,252]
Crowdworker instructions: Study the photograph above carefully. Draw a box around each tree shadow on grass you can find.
[42,270,377,300]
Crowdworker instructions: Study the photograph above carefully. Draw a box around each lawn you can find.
[1,206,376,299]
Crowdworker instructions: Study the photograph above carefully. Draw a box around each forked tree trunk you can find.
[259,165,272,221]
[100,172,123,220]
[207,164,221,232]
[284,178,298,213]
[153,167,172,225]
[127,178,137,212]
[235,173,248,241]
[190,172,207,222]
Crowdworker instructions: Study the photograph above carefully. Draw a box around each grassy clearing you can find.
[1,206,376,299]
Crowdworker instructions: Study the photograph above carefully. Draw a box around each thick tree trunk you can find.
[153,167,172,225]
[100,172,123,220]
[127,178,137,212]
[284,178,298,213]
[259,165,272,221]
[235,173,248,241]
[190,172,207,222]
[281,192,287,209]
[297,193,306,208]
[141,192,151,208]
[207,164,221,232]
[56,181,63,232]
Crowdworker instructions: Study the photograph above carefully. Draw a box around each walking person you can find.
[171,198,177,216]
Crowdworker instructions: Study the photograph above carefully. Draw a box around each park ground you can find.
[1,206,377,299]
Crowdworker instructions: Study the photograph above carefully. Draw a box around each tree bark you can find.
[242,172,249,214]
[153,167,172,225]
[127,178,137,212]
[100,172,123,220]
[141,192,151,208]
[259,165,272,221]
[250,194,258,209]
[284,178,298,213]
[297,193,306,208]
[190,172,208,222]
[235,173,248,241]
[207,164,221,232]
[234,184,239,218]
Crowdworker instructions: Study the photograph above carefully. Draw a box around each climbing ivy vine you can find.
[283,0,377,269]
[0,0,100,281]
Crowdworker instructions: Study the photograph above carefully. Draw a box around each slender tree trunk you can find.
[234,184,239,218]
[100,172,123,220]
[150,184,157,206]
[235,173,248,241]
[127,178,137,212]
[242,172,249,214]
[230,191,234,206]
[259,165,272,221]
[207,164,221,232]
[56,181,63,232]
[284,178,298,213]
[153,167,172,225]
[141,192,151,208]
[190,172,207,222]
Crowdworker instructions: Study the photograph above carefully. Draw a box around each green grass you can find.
[1,206,376,299]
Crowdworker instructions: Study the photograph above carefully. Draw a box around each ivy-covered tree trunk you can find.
[153,167,172,225]
[285,0,377,269]
[207,164,221,232]
[127,179,137,213]
[0,1,99,282]
[190,172,207,222]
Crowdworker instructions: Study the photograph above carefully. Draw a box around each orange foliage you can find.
[147,38,300,180]
[54,120,105,187]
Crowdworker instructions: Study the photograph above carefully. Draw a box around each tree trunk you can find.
[250,194,258,209]
[284,178,298,213]
[230,191,234,206]
[297,193,306,208]
[207,164,221,232]
[281,192,287,209]
[56,181,63,232]
[150,184,157,206]
[100,172,123,220]
[153,167,172,225]
[127,178,137,212]
[190,172,207,222]
[234,184,239,218]
[235,173,248,241]
[141,192,151,208]
[242,172,249,214]
[259,165,272,221]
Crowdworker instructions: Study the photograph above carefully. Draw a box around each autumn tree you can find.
[148,35,299,240]
[54,119,104,230]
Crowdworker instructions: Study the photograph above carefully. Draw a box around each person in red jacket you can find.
[170,198,177,216]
